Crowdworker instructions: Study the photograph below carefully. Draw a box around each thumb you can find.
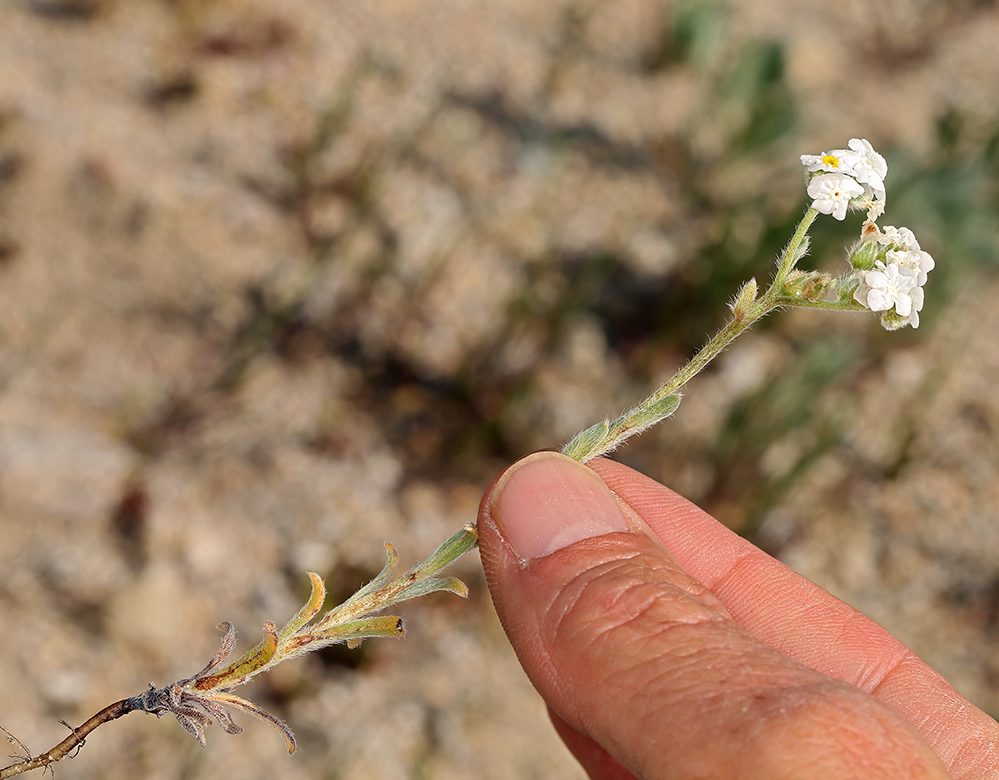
[477,451,950,780]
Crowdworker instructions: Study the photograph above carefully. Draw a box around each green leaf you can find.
[312,615,407,647]
[561,419,610,461]
[278,572,326,640]
[410,524,478,579]
[194,621,278,690]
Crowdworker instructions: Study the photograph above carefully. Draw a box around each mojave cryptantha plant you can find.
[1,139,933,777]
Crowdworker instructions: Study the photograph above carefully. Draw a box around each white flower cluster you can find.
[801,138,934,330]
[852,225,935,329]
[800,138,887,221]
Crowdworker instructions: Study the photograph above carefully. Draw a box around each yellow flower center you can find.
[822,154,840,168]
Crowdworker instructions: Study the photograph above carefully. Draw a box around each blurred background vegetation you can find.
[2,0,999,778]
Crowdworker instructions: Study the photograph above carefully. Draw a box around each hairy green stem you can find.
[774,207,819,283]
[562,208,847,462]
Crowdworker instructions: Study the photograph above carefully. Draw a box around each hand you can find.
[478,451,999,780]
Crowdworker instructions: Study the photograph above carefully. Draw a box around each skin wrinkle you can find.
[546,563,647,683]
[702,542,860,655]
[863,640,919,695]
[532,535,917,775]
[597,623,742,715]
[536,538,731,693]
[700,545,763,598]
[594,460,935,656]
[572,565,733,652]
[520,535,800,734]
[559,580,693,668]
[588,459,998,776]
[538,536,720,631]
[733,684,937,780]
[870,650,937,702]
[949,730,999,780]
[538,549,660,653]
[872,652,985,776]
[661,534,905,689]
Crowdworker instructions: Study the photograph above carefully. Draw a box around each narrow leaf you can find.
[278,572,326,640]
[408,524,478,579]
[646,392,681,420]
[388,575,469,604]
[314,615,406,644]
[193,621,279,690]
[185,622,237,683]
[561,419,610,461]
[345,542,400,603]
[315,542,402,629]
[201,691,298,755]
[194,696,244,736]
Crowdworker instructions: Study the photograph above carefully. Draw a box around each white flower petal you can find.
[838,139,888,202]
[866,269,889,288]
[807,173,865,220]
[862,263,918,316]
[867,288,892,311]
[918,250,935,274]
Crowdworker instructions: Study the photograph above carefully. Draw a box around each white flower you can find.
[887,248,935,286]
[802,139,887,208]
[877,225,919,251]
[800,151,855,174]
[856,261,919,317]
[800,140,930,329]
[839,138,887,202]
[883,283,925,329]
[806,173,865,220]
[876,225,935,286]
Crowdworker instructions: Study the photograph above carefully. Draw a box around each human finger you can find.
[479,451,951,780]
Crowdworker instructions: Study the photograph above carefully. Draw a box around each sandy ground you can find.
[2,0,999,778]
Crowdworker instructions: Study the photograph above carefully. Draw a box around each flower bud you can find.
[847,238,879,270]
[731,277,757,321]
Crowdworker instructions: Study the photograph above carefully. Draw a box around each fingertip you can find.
[485,451,629,562]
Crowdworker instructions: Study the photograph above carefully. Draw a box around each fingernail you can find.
[489,451,629,560]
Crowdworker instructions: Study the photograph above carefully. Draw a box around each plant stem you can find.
[774,207,819,284]
[561,208,831,462]
[0,699,140,778]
